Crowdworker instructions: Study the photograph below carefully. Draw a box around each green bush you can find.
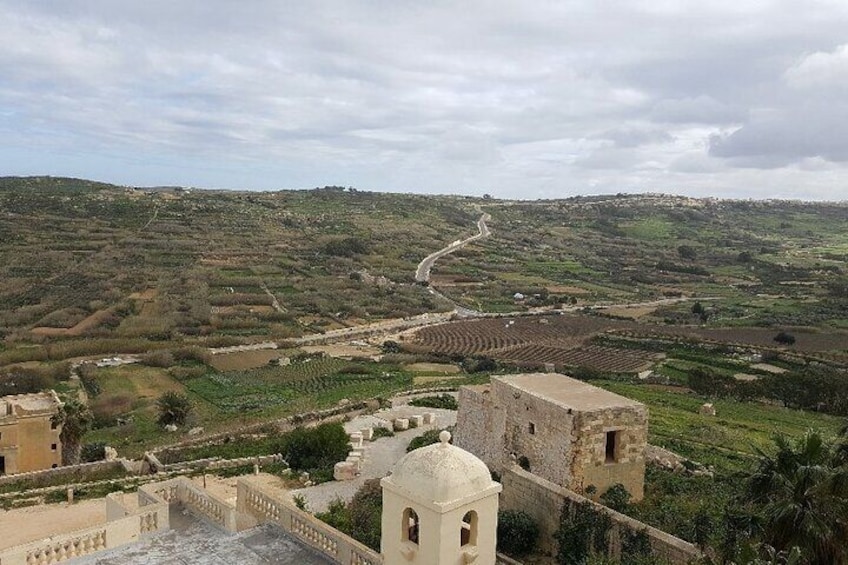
[599,483,631,512]
[80,442,106,463]
[409,394,458,410]
[407,427,453,452]
[274,422,349,477]
[372,426,395,439]
[315,479,383,552]
[497,510,539,557]
[156,391,192,426]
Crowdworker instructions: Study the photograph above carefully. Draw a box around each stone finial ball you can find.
[439,430,452,445]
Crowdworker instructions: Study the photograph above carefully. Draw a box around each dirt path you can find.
[260,281,287,313]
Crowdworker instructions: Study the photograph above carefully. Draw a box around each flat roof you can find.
[0,391,60,417]
[493,373,644,412]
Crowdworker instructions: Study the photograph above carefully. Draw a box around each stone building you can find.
[381,430,502,565]
[0,391,63,475]
[455,373,647,501]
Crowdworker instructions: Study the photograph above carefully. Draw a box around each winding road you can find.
[415,213,491,283]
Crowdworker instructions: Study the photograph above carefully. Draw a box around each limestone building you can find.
[0,391,63,475]
[381,430,502,565]
[455,373,647,501]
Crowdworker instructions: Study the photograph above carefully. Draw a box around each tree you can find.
[773,331,796,346]
[52,399,93,465]
[274,422,350,475]
[497,510,539,557]
[349,479,383,551]
[741,431,848,564]
[678,245,697,260]
[157,391,192,427]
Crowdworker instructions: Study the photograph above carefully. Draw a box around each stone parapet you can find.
[500,465,700,564]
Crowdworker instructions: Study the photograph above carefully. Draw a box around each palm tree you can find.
[742,430,848,564]
[51,399,93,466]
[156,391,192,427]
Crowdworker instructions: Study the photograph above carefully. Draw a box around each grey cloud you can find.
[709,102,848,167]
[596,126,673,148]
[0,1,848,199]
[650,96,745,125]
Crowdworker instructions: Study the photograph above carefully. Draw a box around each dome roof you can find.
[386,431,495,505]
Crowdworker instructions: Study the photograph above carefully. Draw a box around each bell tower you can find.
[381,431,502,564]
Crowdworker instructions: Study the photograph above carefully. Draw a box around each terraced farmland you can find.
[406,313,661,372]
[500,344,660,373]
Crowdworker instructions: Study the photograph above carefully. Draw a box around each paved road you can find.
[415,213,491,283]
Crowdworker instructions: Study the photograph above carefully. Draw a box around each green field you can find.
[599,381,844,473]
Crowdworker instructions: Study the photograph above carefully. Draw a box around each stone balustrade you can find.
[0,490,169,565]
[237,477,382,565]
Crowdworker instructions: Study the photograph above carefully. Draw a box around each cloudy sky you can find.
[1,1,847,200]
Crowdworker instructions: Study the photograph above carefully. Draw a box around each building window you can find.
[528,422,536,435]
[402,508,419,545]
[461,510,478,547]
[51,420,59,430]
[51,443,57,451]
[605,431,619,463]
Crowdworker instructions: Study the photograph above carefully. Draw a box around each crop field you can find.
[598,381,845,472]
[408,314,632,354]
[405,314,665,372]
[499,344,659,372]
[207,349,290,371]
[184,358,411,413]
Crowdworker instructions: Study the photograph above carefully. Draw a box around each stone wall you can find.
[500,465,700,564]
[496,382,577,487]
[0,459,124,487]
[456,377,647,501]
[572,406,648,501]
[454,386,501,470]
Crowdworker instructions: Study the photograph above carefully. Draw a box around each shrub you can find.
[599,484,631,512]
[497,510,539,557]
[409,394,458,410]
[323,237,368,257]
[555,500,612,565]
[156,391,192,427]
[371,426,394,440]
[314,479,383,552]
[80,442,106,463]
[407,427,453,452]
[348,479,383,551]
[773,331,796,345]
[274,422,350,477]
[140,350,175,368]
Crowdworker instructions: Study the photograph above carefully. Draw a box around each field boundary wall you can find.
[0,459,125,487]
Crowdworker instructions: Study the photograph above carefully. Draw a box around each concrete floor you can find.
[0,498,106,550]
[74,508,332,565]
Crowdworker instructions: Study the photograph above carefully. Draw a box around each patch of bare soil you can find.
[31,308,114,337]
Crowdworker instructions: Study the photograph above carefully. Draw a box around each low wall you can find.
[160,453,284,473]
[0,489,168,565]
[500,465,700,564]
[237,477,383,565]
[143,476,238,533]
[0,459,125,488]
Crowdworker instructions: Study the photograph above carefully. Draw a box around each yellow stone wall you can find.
[0,414,61,474]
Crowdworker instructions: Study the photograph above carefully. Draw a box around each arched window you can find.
[460,510,478,547]
[402,507,419,545]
